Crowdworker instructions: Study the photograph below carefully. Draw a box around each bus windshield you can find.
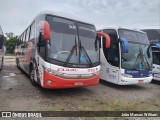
[142,29,160,66]
[152,48,160,65]
[47,16,99,66]
[119,29,152,70]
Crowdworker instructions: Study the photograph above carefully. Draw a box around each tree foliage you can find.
[4,32,18,54]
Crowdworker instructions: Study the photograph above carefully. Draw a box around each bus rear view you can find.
[15,11,110,89]
[99,28,152,85]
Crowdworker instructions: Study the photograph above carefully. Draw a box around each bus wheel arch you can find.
[29,62,37,86]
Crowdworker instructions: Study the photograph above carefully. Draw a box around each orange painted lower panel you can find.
[43,70,100,89]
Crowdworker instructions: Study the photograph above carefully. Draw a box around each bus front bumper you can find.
[118,76,152,85]
[153,76,160,81]
[43,70,100,89]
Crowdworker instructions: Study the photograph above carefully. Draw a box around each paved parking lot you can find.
[0,56,160,120]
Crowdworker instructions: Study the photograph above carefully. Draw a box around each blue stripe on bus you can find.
[125,69,152,78]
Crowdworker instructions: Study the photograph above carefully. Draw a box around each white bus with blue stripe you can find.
[142,29,160,81]
[99,27,152,85]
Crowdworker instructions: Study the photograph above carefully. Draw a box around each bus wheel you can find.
[0,57,4,71]
[30,64,37,86]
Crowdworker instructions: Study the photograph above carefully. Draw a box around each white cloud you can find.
[0,0,159,35]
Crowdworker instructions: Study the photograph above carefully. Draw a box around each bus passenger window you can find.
[103,29,119,67]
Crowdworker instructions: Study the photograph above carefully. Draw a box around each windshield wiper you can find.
[78,38,93,67]
[140,45,151,70]
[141,49,151,70]
[132,46,151,70]
[64,36,93,67]
[80,47,93,67]
[64,36,77,66]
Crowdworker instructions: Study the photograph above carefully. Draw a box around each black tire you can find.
[29,64,38,86]
[0,57,4,71]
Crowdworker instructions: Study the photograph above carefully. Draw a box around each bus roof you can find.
[141,29,160,40]
[98,27,147,34]
[36,10,94,25]
[19,10,95,37]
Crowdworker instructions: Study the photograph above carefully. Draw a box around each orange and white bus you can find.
[0,25,5,71]
[15,11,110,89]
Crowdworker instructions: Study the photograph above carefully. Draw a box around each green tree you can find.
[4,32,18,54]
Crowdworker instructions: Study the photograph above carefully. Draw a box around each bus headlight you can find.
[121,73,133,78]
[93,70,100,75]
[44,67,59,75]
[45,68,51,72]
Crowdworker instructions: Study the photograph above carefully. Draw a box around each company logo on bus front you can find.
[57,68,78,72]
[72,65,87,67]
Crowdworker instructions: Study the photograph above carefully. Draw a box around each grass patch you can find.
[46,104,65,111]
[77,98,159,111]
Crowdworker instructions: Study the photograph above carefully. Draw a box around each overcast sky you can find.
[0,0,160,35]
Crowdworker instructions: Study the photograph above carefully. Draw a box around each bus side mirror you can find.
[155,43,160,48]
[97,32,110,48]
[120,38,128,53]
[42,21,51,41]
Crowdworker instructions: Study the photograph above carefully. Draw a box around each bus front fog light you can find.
[47,80,52,85]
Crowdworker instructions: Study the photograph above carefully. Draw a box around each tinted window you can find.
[77,23,96,38]
[0,35,3,49]
[47,16,78,63]
[47,16,99,65]
[119,29,149,44]
[142,29,160,41]
[48,16,77,35]
[103,29,119,67]
[30,22,35,40]
[103,29,118,43]
[20,35,23,44]
[22,32,26,43]
[77,23,99,64]
[0,26,4,49]
[26,27,30,42]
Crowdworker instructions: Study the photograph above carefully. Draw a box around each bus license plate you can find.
[74,82,83,86]
[138,80,144,83]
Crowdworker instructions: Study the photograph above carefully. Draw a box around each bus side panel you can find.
[152,64,160,81]
[100,48,120,84]
[31,15,46,85]
[19,45,25,70]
